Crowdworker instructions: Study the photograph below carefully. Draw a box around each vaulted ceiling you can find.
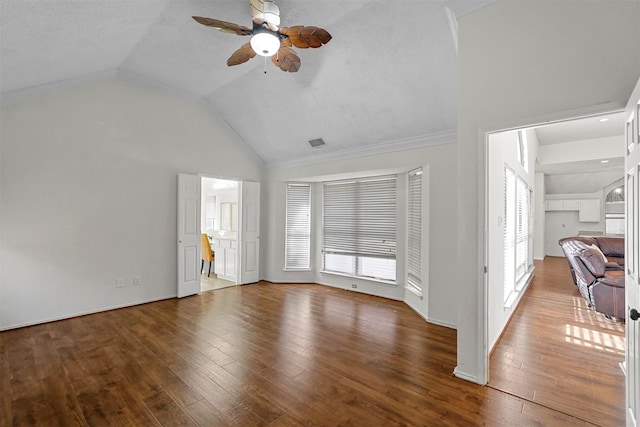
[0,0,494,168]
[0,0,627,182]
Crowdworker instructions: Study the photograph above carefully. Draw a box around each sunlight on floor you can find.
[565,324,625,355]
[567,296,625,354]
[572,296,626,330]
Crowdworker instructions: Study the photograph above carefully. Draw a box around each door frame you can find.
[179,173,261,295]
[200,174,241,286]
[474,103,627,384]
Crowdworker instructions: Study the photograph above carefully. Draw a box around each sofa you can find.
[558,236,625,320]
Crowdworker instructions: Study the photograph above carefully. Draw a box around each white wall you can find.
[457,0,640,383]
[486,128,537,351]
[265,142,458,327]
[0,78,264,330]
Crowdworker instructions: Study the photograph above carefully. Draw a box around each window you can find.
[323,175,397,282]
[605,186,625,235]
[407,168,423,295]
[515,176,528,283]
[517,130,528,172]
[528,188,534,269]
[503,167,516,303]
[504,167,533,304]
[285,183,311,270]
[605,213,625,235]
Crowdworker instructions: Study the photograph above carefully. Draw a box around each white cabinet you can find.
[545,199,580,211]
[579,199,601,222]
[563,199,581,210]
[545,200,565,211]
[214,238,237,281]
[545,198,601,222]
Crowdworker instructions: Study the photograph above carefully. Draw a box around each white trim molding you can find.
[267,130,458,171]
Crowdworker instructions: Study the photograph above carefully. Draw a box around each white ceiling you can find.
[0,0,494,168]
[535,111,626,146]
[534,111,626,194]
[0,0,626,185]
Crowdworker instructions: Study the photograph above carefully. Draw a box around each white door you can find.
[625,77,640,427]
[238,181,260,285]
[177,173,201,298]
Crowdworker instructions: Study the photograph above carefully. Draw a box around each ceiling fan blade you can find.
[227,43,257,67]
[272,46,301,72]
[279,26,332,49]
[192,16,252,36]
[250,0,280,31]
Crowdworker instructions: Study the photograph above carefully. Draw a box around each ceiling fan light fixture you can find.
[250,31,280,57]
[193,0,331,72]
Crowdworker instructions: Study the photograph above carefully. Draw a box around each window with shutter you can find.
[323,175,397,282]
[515,176,528,285]
[528,188,534,269]
[407,168,422,294]
[503,167,516,303]
[285,183,311,270]
[504,167,533,304]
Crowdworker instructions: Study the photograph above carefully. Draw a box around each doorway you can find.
[177,173,261,298]
[485,112,626,357]
[484,112,627,423]
[200,176,238,292]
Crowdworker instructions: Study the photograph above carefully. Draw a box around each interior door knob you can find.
[631,308,640,321]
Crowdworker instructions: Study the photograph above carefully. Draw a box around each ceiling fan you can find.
[193,0,331,73]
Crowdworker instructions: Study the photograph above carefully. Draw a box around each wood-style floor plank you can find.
[489,256,625,427]
[1,257,624,426]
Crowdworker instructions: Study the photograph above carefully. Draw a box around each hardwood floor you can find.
[489,256,625,426]
[0,258,623,426]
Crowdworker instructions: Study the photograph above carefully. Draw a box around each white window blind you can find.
[323,175,397,282]
[505,167,533,304]
[503,167,516,302]
[285,183,311,270]
[515,176,528,284]
[407,168,422,293]
[527,188,534,268]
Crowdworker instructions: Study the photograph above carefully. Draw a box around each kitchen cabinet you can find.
[545,199,580,211]
[545,200,565,211]
[545,198,601,222]
[579,199,601,222]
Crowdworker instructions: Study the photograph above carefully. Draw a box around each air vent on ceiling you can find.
[309,138,326,148]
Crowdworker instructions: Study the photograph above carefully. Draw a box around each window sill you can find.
[504,292,519,309]
[504,267,535,309]
[283,268,312,272]
[320,270,397,286]
[405,285,423,299]
[515,267,535,293]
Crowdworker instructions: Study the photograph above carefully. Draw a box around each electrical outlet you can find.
[351,284,357,289]
[134,276,141,286]
[116,278,124,288]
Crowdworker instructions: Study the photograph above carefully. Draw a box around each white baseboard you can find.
[0,294,176,331]
[453,366,484,385]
